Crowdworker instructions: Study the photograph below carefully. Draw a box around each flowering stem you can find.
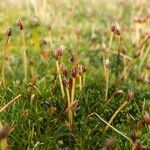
[79,76,82,91]
[105,101,128,131]
[65,87,73,125]
[71,78,76,104]
[21,30,28,81]
[2,36,10,87]
[56,60,65,98]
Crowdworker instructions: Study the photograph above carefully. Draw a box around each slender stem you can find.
[105,101,128,131]
[21,30,27,81]
[2,36,10,87]
[31,66,34,78]
[56,60,65,98]
[0,95,21,113]
[71,78,76,104]
[87,112,131,142]
[105,69,109,101]
[108,32,114,50]
[83,73,86,86]
[123,56,127,80]
[79,76,82,91]
[66,87,73,125]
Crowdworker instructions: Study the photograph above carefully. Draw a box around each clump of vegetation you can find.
[0,0,149,149]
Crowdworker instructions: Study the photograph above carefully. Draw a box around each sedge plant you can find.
[105,90,134,131]
[53,46,65,98]
[1,28,12,87]
[16,19,28,81]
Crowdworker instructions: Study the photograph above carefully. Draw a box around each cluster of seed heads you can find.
[61,65,86,88]
[134,15,150,24]
[110,22,121,36]
[16,19,24,30]
[53,45,65,60]
[72,65,86,78]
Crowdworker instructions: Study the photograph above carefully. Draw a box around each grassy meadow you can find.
[0,0,149,149]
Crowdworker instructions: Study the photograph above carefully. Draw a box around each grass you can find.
[0,0,150,149]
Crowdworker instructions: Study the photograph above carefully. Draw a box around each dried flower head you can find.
[105,59,110,69]
[110,23,116,32]
[78,65,83,76]
[72,66,78,78]
[6,27,12,36]
[58,45,65,56]
[121,48,126,54]
[115,22,121,36]
[53,49,59,60]
[82,65,87,73]
[137,120,142,130]
[0,125,11,140]
[69,77,73,88]
[16,19,24,30]
[134,140,143,150]
[104,139,115,150]
[70,54,75,63]
[127,90,134,102]
[62,78,69,87]
[131,129,137,142]
[143,111,150,125]
[133,51,141,59]
[145,61,150,70]
[110,22,121,35]
[29,59,34,66]
[134,16,147,24]
[61,66,68,77]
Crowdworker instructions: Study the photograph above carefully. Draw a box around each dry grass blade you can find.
[87,112,131,142]
[0,95,22,113]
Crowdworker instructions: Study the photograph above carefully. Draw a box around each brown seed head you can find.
[69,77,73,88]
[82,65,87,73]
[110,23,116,32]
[53,49,59,60]
[6,27,12,36]
[145,61,150,70]
[0,125,11,140]
[143,111,150,125]
[62,78,69,87]
[58,45,65,56]
[131,129,137,142]
[121,48,126,54]
[72,66,78,78]
[78,65,83,76]
[104,139,115,150]
[134,140,143,150]
[61,66,68,77]
[137,120,143,130]
[70,54,75,63]
[29,59,34,66]
[110,22,121,36]
[105,59,110,69]
[133,51,141,59]
[16,19,24,30]
[127,90,134,102]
